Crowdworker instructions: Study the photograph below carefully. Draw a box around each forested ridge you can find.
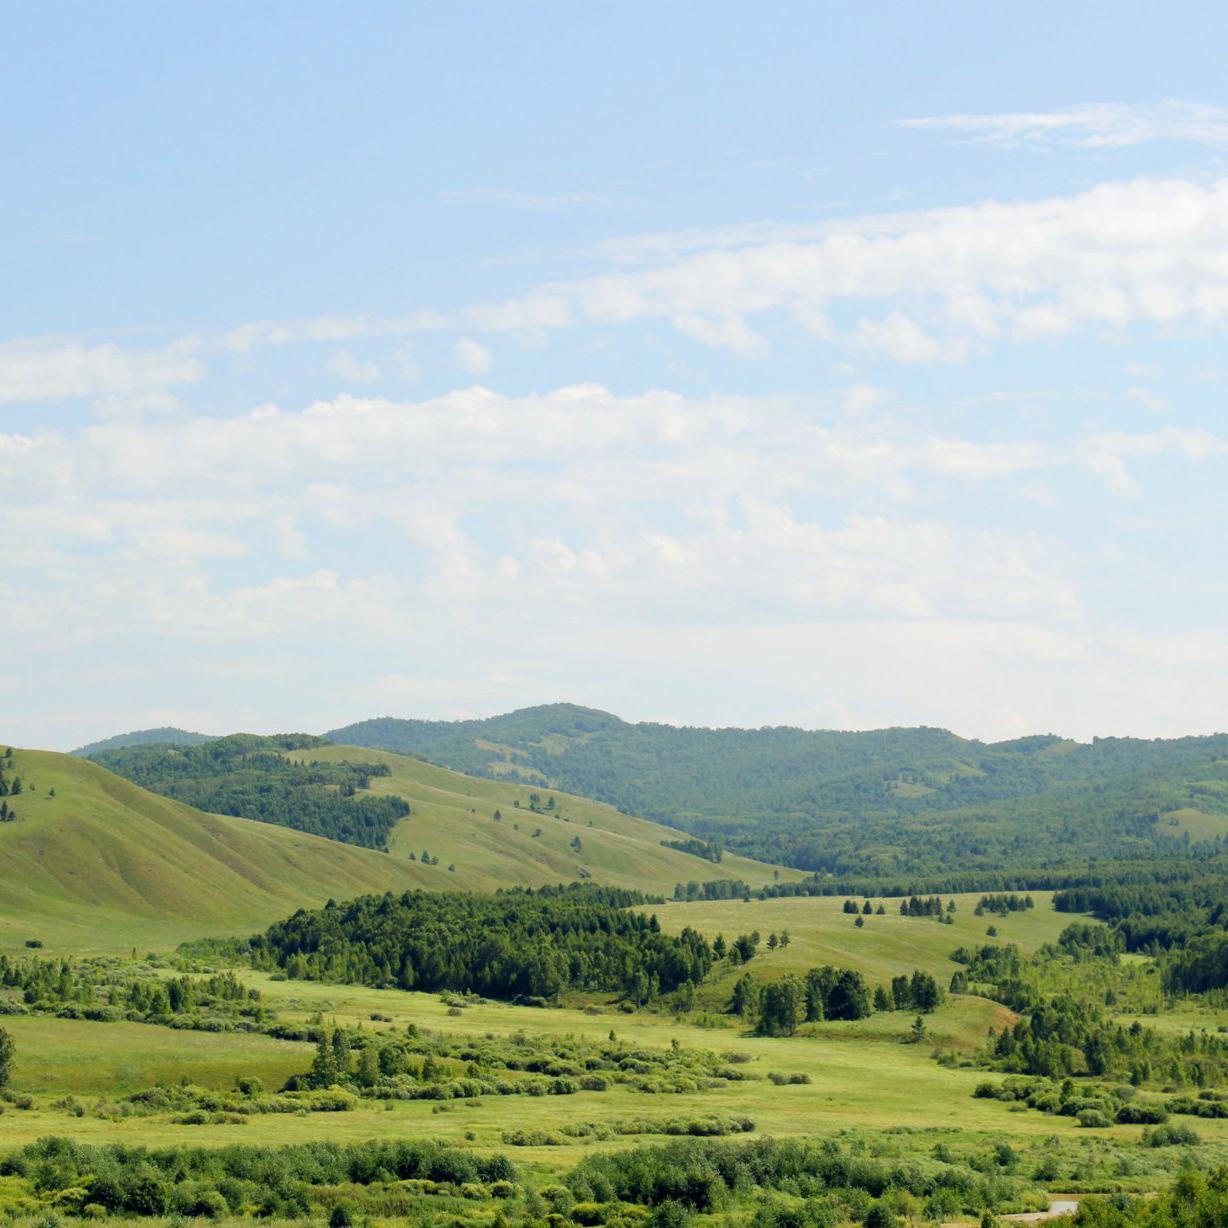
[327,704,1228,875]
[89,735,409,850]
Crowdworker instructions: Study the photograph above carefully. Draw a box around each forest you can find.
[245,884,714,1001]
[89,735,410,850]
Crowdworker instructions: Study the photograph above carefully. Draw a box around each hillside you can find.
[73,726,214,756]
[0,748,445,955]
[306,743,801,892]
[327,705,1228,876]
[0,744,798,956]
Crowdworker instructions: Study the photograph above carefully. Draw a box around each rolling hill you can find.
[0,748,439,955]
[326,704,1228,876]
[72,726,214,756]
[0,743,798,954]
[302,742,802,893]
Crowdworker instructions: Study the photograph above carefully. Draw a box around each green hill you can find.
[73,726,214,756]
[0,744,798,954]
[326,705,1228,877]
[0,748,441,955]
[304,743,801,893]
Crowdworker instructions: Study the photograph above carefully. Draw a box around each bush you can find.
[1144,1123,1201,1146]
[1077,1109,1112,1129]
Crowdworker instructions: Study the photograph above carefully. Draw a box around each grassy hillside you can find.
[0,745,796,955]
[328,704,1228,876]
[0,748,445,955]
[307,743,802,892]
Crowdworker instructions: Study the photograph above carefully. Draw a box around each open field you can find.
[308,743,803,893]
[641,892,1073,1003]
[5,972,1228,1183]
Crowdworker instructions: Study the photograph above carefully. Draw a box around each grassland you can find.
[306,744,803,893]
[641,891,1072,1005]
[0,749,430,956]
[6,972,1228,1189]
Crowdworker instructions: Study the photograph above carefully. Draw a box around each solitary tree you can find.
[0,1025,13,1089]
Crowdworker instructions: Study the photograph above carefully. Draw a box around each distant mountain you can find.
[327,705,1228,878]
[73,726,213,757]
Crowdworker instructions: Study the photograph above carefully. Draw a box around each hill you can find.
[0,747,447,955]
[327,705,1228,877]
[73,726,213,756]
[81,737,800,896]
[304,743,801,892]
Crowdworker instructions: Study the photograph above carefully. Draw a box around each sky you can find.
[4,1,1228,749]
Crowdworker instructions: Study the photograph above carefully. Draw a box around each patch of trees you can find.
[0,1136,515,1220]
[0,1023,12,1088]
[730,965,876,1033]
[292,1018,749,1100]
[0,955,267,1030]
[0,748,21,821]
[975,893,1033,916]
[562,1134,1033,1221]
[91,735,408,850]
[674,879,751,901]
[661,838,723,863]
[249,884,714,1002]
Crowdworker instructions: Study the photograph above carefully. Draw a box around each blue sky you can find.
[4,1,1228,748]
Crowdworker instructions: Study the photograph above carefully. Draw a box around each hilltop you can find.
[327,704,1228,876]
[73,726,214,757]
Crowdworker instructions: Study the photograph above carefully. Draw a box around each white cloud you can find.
[453,337,492,374]
[902,100,1228,149]
[467,176,1228,358]
[0,339,204,406]
[326,349,381,384]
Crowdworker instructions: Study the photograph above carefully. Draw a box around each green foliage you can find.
[326,705,1228,875]
[250,884,711,1000]
[91,735,409,850]
[0,1023,13,1088]
[0,1136,516,1219]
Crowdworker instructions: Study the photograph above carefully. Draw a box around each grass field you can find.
[641,892,1072,1004]
[307,744,803,893]
[5,973,1228,1188]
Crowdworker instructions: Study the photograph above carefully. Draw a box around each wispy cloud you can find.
[902,100,1228,149]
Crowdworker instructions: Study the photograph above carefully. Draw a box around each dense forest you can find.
[248,884,713,1002]
[327,704,1228,875]
[89,735,409,850]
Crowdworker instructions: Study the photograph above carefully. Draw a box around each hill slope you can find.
[327,705,1228,876]
[306,743,801,893]
[0,749,444,955]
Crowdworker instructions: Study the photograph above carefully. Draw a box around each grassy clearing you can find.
[308,744,802,894]
[0,749,429,957]
[640,891,1072,1004]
